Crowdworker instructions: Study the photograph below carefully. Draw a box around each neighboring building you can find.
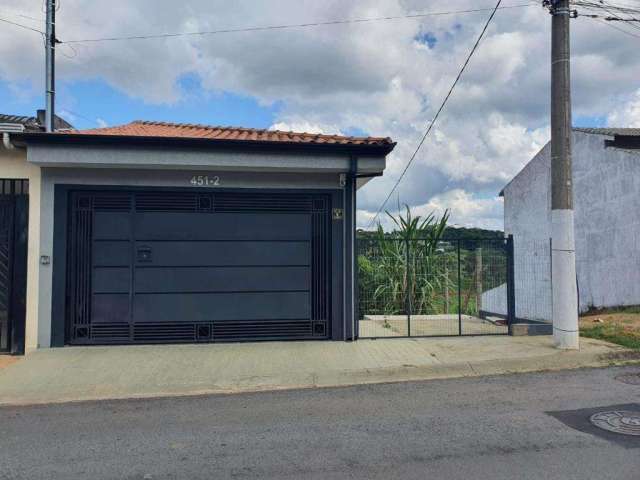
[493,128,640,322]
[0,111,74,133]
[0,118,394,353]
[0,111,73,354]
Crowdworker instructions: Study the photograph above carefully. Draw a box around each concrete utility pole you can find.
[45,0,56,132]
[549,0,579,349]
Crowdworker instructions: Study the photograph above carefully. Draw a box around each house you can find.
[0,118,395,353]
[495,128,640,322]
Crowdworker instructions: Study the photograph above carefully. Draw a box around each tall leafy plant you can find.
[358,205,451,316]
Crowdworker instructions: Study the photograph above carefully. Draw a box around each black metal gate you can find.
[357,235,514,338]
[0,180,28,354]
[66,190,331,345]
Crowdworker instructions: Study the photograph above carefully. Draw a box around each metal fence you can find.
[357,236,514,338]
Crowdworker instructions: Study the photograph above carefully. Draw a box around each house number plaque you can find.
[189,175,221,187]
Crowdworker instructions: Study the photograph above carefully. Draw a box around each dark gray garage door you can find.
[67,190,330,344]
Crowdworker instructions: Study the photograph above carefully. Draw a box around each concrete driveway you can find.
[0,336,637,406]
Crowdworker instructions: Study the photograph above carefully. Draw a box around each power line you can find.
[595,1,640,30]
[0,9,44,23]
[584,14,640,36]
[0,16,44,34]
[575,1,640,31]
[60,3,536,44]
[575,0,640,15]
[368,0,505,228]
[58,107,99,126]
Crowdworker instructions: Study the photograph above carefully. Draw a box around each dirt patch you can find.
[580,310,640,349]
[0,356,20,370]
[580,312,640,335]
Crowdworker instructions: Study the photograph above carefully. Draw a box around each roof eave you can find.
[13,132,397,157]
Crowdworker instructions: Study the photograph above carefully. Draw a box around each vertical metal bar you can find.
[406,238,411,337]
[475,247,483,316]
[129,194,136,342]
[5,195,15,351]
[444,261,449,314]
[0,197,12,351]
[11,193,28,354]
[506,235,516,334]
[457,239,462,336]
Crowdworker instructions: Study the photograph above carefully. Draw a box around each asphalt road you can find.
[1,366,639,480]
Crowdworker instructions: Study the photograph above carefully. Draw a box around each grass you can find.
[580,305,640,350]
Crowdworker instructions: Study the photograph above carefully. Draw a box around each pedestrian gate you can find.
[357,236,514,338]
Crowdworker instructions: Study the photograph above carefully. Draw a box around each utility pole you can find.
[45,0,56,132]
[549,0,579,349]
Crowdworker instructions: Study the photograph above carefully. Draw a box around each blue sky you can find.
[1,74,609,133]
[1,76,280,130]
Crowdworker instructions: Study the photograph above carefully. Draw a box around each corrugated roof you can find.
[0,114,40,131]
[0,112,74,131]
[574,127,640,137]
[73,120,394,147]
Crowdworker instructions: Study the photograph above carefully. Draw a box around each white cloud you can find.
[607,89,640,127]
[360,189,503,231]
[1,0,638,229]
[270,121,342,135]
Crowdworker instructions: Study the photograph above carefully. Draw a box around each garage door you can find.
[66,190,331,344]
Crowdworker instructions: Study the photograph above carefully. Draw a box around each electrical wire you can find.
[58,108,99,126]
[571,0,640,13]
[575,1,640,33]
[0,16,44,34]
[60,3,536,44]
[584,14,640,36]
[368,0,504,228]
[0,9,44,23]
[596,1,640,30]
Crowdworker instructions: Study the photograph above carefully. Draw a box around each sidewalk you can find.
[0,336,638,406]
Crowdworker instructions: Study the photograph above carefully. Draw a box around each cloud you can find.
[361,189,503,231]
[1,0,638,230]
[270,120,342,135]
[607,89,640,127]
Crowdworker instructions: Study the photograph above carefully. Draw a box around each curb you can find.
[1,350,638,408]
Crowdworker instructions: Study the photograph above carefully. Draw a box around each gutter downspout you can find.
[2,133,16,150]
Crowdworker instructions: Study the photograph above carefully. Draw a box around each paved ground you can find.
[360,314,507,337]
[1,366,639,479]
[0,336,637,406]
[0,355,18,370]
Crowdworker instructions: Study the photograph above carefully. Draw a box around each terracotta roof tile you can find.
[72,120,394,147]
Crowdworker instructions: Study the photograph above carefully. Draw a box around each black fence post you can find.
[506,234,516,334]
[405,238,411,337]
[457,239,462,336]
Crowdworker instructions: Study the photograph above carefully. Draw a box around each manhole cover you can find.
[590,411,640,436]
[616,373,640,385]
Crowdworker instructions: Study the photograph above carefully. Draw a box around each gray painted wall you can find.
[28,144,386,175]
[502,131,640,316]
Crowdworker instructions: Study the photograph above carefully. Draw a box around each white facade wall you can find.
[0,148,41,351]
[503,131,640,316]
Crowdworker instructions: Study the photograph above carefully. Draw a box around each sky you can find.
[1,0,639,231]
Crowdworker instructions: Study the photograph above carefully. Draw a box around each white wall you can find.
[503,131,640,316]
[573,133,640,310]
[0,148,41,351]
